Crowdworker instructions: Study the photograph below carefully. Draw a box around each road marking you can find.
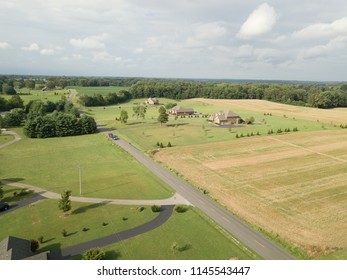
[253,239,265,248]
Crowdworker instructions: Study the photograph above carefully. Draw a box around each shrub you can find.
[151,205,161,212]
[137,206,145,212]
[122,217,128,221]
[61,229,68,237]
[82,227,89,232]
[82,248,106,260]
[102,222,108,226]
[30,240,39,252]
[235,134,239,138]
[167,141,172,147]
[159,142,164,148]
[38,236,44,244]
[175,205,188,213]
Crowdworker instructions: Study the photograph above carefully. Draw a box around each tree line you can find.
[78,90,132,107]
[129,81,347,109]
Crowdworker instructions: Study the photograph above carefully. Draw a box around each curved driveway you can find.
[114,138,295,260]
[49,205,174,260]
[0,130,21,149]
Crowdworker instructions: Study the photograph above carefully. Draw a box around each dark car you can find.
[112,135,119,140]
[0,202,9,212]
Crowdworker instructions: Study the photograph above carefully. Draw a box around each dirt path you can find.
[0,130,21,149]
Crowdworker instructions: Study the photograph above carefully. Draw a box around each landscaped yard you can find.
[93,207,259,260]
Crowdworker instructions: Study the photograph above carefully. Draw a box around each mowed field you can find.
[194,98,347,125]
[154,129,347,257]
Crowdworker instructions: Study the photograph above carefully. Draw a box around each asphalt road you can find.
[115,138,295,260]
[49,205,174,260]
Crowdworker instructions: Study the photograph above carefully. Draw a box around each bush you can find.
[175,205,188,213]
[82,248,106,260]
[102,222,108,226]
[167,141,172,147]
[82,227,89,232]
[30,240,39,252]
[61,229,68,237]
[151,205,161,212]
[137,206,145,212]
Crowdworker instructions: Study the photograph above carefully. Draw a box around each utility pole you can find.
[78,164,82,195]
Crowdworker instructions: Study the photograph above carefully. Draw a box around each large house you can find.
[0,236,49,260]
[209,110,243,125]
[145,97,159,105]
[169,105,195,116]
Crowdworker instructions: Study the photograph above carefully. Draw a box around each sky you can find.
[1,0,347,81]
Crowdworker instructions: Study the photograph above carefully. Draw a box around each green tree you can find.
[2,83,17,95]
[58,190,72,212]
[7,95,24,109]
[2,108,26,127]
[119,110,128,123]
[132,105,146,119]
[82,248,106,260]
[157,107,168,125]
[25,80,35,90]
[80,115,97,134]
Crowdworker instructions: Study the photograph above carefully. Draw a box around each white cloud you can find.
[186,22,227,47]
[22,43,40,51]
[40,46,62,55]
[69,33,110,50]
[293,17,347,40]
[0,42,11,49]
[92,51,122,62]
[237,3,278,39]
[299,36,347,59]
[134,48,144,54]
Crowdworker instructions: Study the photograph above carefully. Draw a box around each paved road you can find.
[114,138,295,260]
[49,205,174,259]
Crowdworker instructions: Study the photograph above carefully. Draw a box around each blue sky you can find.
[1,0,347,81]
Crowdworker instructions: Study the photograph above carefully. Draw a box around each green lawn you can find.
[14,88,69,104]
[0,130,173,199]
[0,133,14,145]
[0,199,157,254]
[101,207,260,260]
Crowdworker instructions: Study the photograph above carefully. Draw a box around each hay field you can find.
[154,130,347,257]
[194,98,347,125]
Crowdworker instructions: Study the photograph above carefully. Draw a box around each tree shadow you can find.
[2,178,24,183]
[104,250,122,260]
[71,202,109,215]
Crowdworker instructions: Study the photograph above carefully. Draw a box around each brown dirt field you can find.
[155,130,347,256]
[194,98,347,124]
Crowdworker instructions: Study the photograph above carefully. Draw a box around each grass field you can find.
[0,198,258,260]
[14,88,69,104]
[80,98,337,152]
[99,207,259,260]
[154,130,347,258]
[0,133,14,145]
[0,199,157,254]
[0,130,173,199]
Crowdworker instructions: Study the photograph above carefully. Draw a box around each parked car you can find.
[112,135,119,140]
[0,202,9,212]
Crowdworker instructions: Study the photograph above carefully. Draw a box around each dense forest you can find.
[1,75,347,109]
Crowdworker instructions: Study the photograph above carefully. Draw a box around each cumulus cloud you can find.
[0,42,11,49]
[40,46,62,55]
[237,3,277,39]
[69,33,110,50]
[293,17,347,40]
[22,43,40,51]
[299,36,347,59]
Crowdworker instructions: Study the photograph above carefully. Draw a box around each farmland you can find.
[154,129,347,257]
